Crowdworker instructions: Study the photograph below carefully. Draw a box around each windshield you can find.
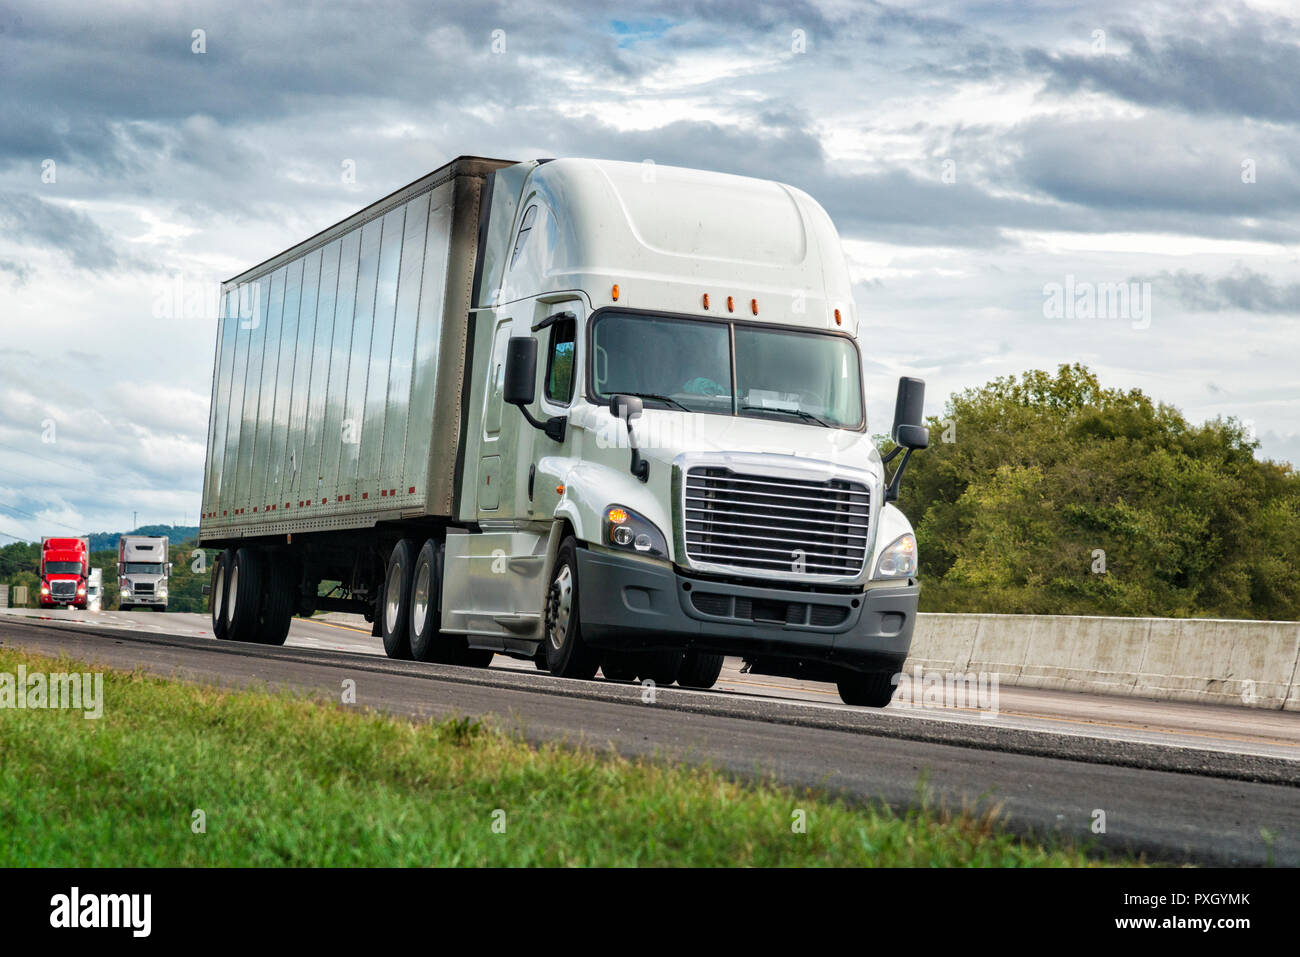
[590,312,863,428]
[44,561,83,575]
[122,563,164,575]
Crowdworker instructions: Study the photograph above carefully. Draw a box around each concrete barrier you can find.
[906,613,1300,711]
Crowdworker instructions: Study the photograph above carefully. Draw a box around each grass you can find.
[0,647,1124,866]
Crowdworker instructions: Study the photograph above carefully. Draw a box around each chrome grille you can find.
[683,467,869,577]
[132,582,155,594]
[49,580,77,597]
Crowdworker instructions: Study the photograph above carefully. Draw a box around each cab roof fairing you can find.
[491,158,858,333]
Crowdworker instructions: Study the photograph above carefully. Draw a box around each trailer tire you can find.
[226,547,265,642]
[677,650,724,689]
[210,548,233,639]
[543,538,601,680]
[381,539,417,660]
[253,559,296,646]
[836,669,897,708]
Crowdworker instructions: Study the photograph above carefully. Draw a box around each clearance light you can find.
[556,484,565,495]
[751,298,758,315]
[834,308,842,326]
[702,293,710,310]
[611,283,620,301]
[726,295,735,312]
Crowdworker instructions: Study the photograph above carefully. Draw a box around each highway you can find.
[2,607,1297,865]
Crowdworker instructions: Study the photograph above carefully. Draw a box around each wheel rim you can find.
[212,564,225,623]
[384,562,403,634]
[412,560,431,637]
[548,563,573,651]
[227,564,239,625]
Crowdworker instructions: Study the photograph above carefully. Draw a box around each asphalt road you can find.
[2,607,1297,865]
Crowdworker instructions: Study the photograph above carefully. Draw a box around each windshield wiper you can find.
[740,404,830,428]
[608,391,690,411]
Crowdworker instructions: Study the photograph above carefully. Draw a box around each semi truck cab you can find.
[118,535,171,611]
[40,536,89,610]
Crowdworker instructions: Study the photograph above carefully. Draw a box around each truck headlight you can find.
[121,585,131,596]
[603,505,668,558]
[873,533,917,579]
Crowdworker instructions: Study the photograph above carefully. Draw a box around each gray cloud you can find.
[1145,268,1300,314]
[0,191,120,269]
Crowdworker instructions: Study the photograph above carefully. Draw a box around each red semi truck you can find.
[40,536,90,609]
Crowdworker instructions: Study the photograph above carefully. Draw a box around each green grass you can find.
[0,647,1125,866]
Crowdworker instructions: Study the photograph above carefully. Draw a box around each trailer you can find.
[199,156,928,705]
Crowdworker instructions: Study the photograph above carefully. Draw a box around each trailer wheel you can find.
[677,651,725,689]
[226,547,265,642]
[543,538,601,680]
[381,539,417,660]
[836,669,897,708]
[254,559,297,646]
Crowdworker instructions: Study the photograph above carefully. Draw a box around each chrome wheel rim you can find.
[226,564,239,625]
[212,564,225,624]
[384,562,403,634]
[412,560,431,637]
[548,564,573,651]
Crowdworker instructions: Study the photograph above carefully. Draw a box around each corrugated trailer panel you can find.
[198,157,513,544]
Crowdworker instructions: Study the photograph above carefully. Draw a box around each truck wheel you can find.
[677,650,724,689]
[253,560,296,646]
[543,538,601,680]
[601,652,638,682]
[410,539,454,663]
[120,604,132,612]
[381,539,416,660]
[456,646,495,668]
[836,670,897,708]
[226,547,265,642]
[637,649,683,686]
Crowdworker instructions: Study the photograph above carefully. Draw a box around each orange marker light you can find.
[611,284,620,301]
[702,293,710,309]
[607,506,628,524]
[726,295,735,312]
[750,298,758,315]
[556,484,565,495]
[834,308,842,326]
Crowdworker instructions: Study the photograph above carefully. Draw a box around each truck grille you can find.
[133,582,154,595]
[683,467,869,577]
[50,580,77,598]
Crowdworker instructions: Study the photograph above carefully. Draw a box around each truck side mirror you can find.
[503,337,537,405]
[504,336,566,442]
[884,376,928,502]
[610,394,649,483]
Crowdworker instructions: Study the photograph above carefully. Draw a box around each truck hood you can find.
[608,409,883,480]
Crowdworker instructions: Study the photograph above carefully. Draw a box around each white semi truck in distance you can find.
[118,535,170,611]
[198,156,929,706]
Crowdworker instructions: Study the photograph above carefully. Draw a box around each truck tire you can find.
[836,670,897,708]
[409,539,456,663]
[601,652,639,681]
[543,538,601,680]
[253,559,296,646]
[226,547,265,642]
[638,649,683,686]
[120,603,132,612]
[381,539,417,660]
[677,650,725,689]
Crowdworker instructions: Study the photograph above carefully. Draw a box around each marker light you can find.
[702,293,710,309]
[834,308,842,325]
[751,298,758,315]
[726,296,735,312]
[606,506,629,525]
[611,284,620,301]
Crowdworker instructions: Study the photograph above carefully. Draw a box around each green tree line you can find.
[897,364,1300,620]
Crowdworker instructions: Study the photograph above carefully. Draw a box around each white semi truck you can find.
[198,156,928,706]
[118,535,170,611]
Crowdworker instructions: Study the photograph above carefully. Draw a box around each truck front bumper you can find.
[576,548,917,675]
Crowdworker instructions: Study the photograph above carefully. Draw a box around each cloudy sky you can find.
[1,0,1297,542]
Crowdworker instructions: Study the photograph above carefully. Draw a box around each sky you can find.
[0,0,1297,542]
